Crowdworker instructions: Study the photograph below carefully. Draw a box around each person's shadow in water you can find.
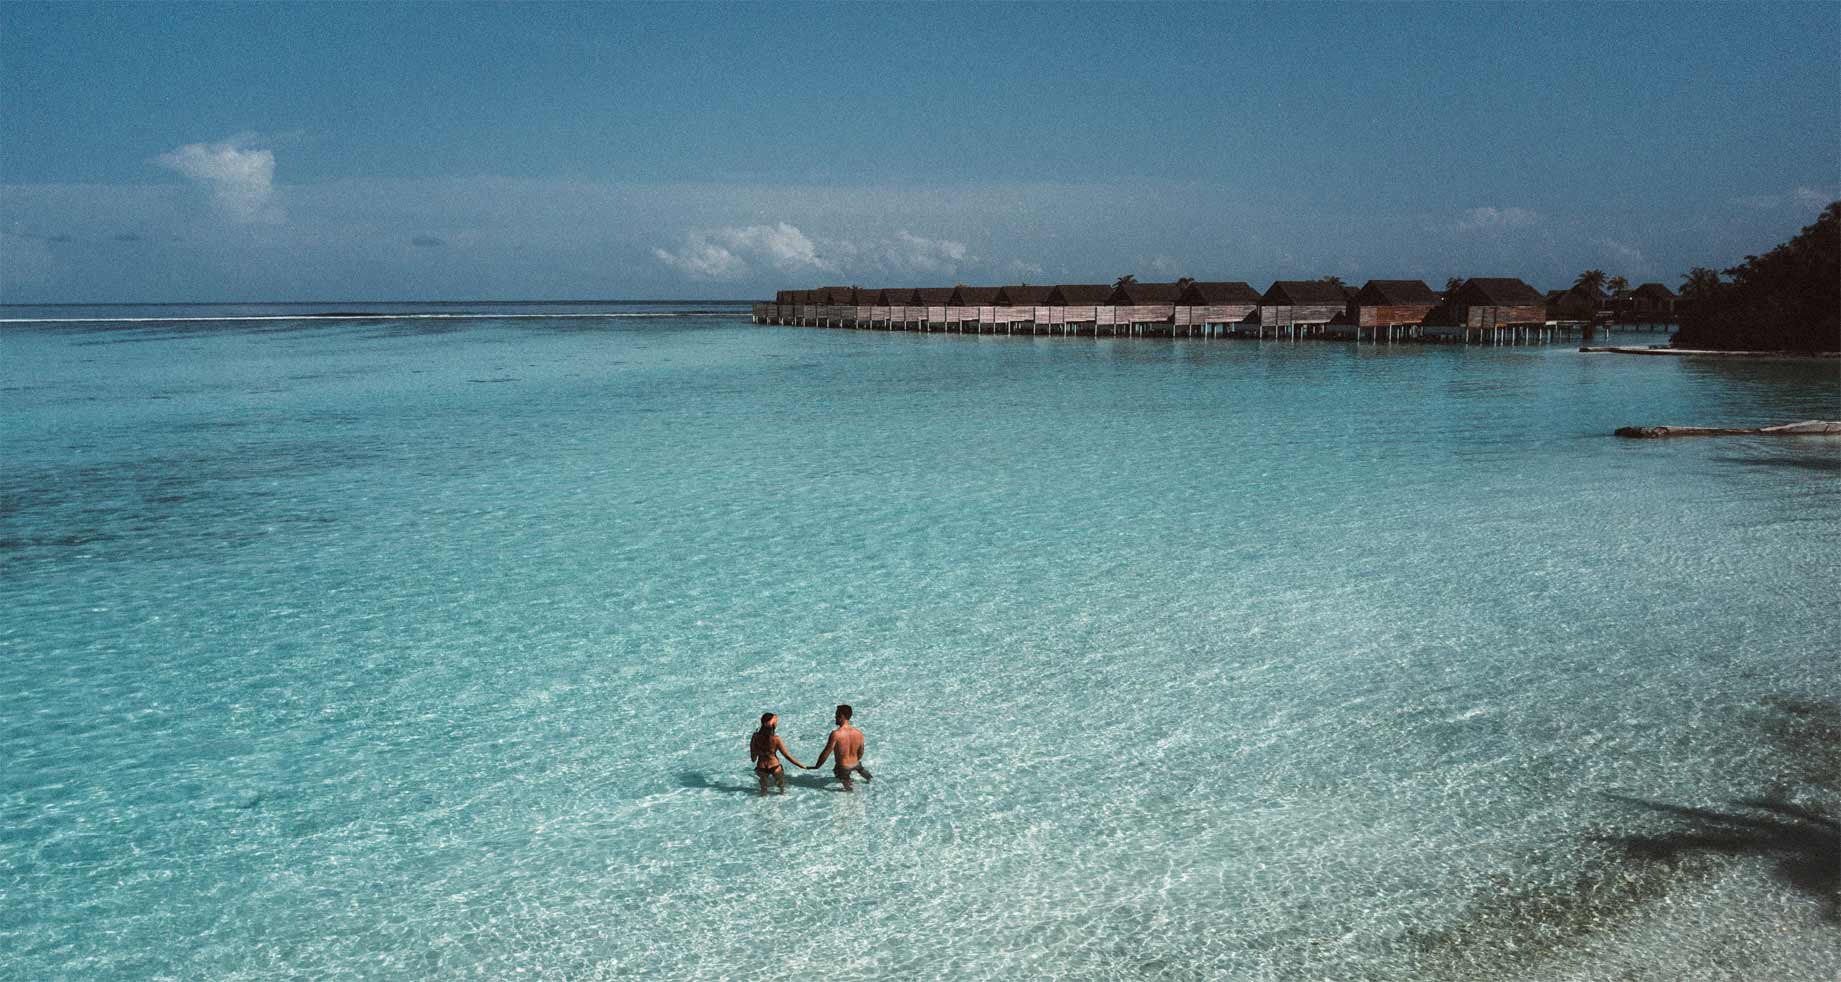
[676,771,848,795]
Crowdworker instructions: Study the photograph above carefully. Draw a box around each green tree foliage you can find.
[1114,274,1137,289]
[1674,202,1840,351]
[1680,266,1722,303]
[1573,269,1607,295]
[1606,275,1630,293]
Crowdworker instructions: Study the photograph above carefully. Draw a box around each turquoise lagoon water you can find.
[2,306,1837,980]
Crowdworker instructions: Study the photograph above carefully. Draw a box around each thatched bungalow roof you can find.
[993,285,1054,305]
[1352,280,1438,306]
[814,286,857,304]
[1044,284,1114,305]
[1110,282,1186,304]
[947,286,1002,306]
[868,287,920,305]
[1260,281,1349,305]
[1631,282,1678,301]
[1454,278,1546,306]
[1178,281,1263,305]
[1342,286,1361,303]
[913,287,957,305]
[1547,285,1604,319]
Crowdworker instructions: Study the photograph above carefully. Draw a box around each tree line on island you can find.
[1671,201,1839,352]
[1520,203,1835,352]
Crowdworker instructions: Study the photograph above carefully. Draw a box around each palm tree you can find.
[1318,275,1344,288]
[1679,266,1722,303]
[1607,275,1630,294]
[1444,277,1465,297]
[1574,269,1607,296]
[1175,276,1196,289]
[1114,274,1137,289]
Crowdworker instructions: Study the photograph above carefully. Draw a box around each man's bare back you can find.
[813,704,873,791]
[828,724,864,768]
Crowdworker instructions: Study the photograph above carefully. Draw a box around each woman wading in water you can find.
[749,713,808,796]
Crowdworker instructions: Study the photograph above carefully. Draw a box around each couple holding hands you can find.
[750,704,873,795]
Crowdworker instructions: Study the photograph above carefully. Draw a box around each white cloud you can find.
[876,230,967,277]
[1141,255,1182,277]
[1007,258,1045,279]
[1792,186,1835,209]
[651,240,749,279]
[1732,186,1836,212]
[1597,237,1648,273]
[653,223,972,281]
[155,138,280,223]
[1453,206,1540,234]
[653,222,829,279]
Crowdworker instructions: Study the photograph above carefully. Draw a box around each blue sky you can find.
[2,2,1836,302]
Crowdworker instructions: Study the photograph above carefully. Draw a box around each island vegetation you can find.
[1673,201,1840,352]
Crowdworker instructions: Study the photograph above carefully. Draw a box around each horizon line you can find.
[0,297,762,307]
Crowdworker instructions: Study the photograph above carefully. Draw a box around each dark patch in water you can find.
[1402,838,1709,976]
[467,378,520,384]
[1608,795,1838,921]
[1404,697,1841,975]
[676,770,848,796]
[1716,454,1841,474]
[1757,696,1841,795]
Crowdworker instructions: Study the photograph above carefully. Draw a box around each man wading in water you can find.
[812,704,874,791]
[749,712,808,796]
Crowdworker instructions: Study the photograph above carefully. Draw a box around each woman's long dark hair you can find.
[750,712,776,761]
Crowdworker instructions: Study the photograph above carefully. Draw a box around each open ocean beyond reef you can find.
[2,302,1837,981]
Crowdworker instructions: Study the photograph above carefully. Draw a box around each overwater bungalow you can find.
[912,287,955,330]
[945,285,1001,331]
[813,286,857,327]
[853,288,879,327]
[1258,281,1348,338]
[992,285,1054,331]
[1344,279,1440,340]
[1044,284,1113,335]
[1617,283,1679,324]
[1177,281,1262,336]
[1108,282,1184,335]
[1425,277,1550,342]
[1545,284,1606,323]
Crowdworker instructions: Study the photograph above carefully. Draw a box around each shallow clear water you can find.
[3,308,1837,980]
